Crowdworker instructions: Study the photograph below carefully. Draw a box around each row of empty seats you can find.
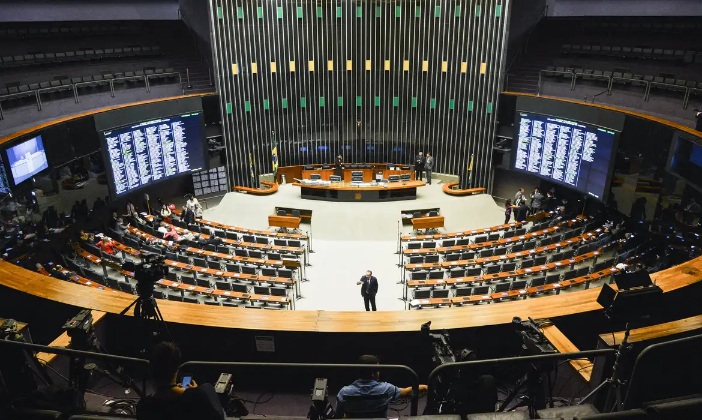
[561,44,702,64]
[0,23,145,40]
[0,45,162,68]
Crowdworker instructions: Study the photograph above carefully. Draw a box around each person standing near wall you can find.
[425,153,434,185]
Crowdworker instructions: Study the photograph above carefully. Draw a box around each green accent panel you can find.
[455,5,461,17]
[316,6,322,18]
[486,102,493,114]
[495,4,502,17]
[475,4,481,17]
[263,99,270,110]
[415,5,421,17]
[300,97,307,108]
[356,6,362,17]
[281,98,288,109]
[468,100,474,111]
[393,96,399,107]
[276,6,283,19]
[319,96,325,107]
[244,101,251,112]
[449,99,455,110]
[430,98,436,109]
[411,97,418,108]
[296,6,303,18]
[374,96,380,107]
[356,96,362,107]
[338,96,344,107]
[434,5,441,17]
[336,6,342,17]
[257,6,263,19]
[216,6,223,19]
[375,5,381,17]
[395,5,401,17]
[226,102,232,114]
[236,6,244,19]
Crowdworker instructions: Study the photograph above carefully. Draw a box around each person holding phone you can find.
[357,270,378,311]
[137,342,225,420]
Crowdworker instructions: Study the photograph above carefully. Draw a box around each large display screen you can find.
[101,112,206,197]
[6,135,49,185]
[512,111,619,200]
[667,134,702,191]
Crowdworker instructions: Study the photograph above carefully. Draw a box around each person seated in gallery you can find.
[136,342,225,420]
[336,355,428,418]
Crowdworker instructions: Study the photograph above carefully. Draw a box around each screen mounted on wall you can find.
[512,111,619,201]
[101,112,206,197]
[6,135,49,186]
[667,133,702,191]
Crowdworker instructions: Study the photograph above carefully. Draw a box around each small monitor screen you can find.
[512,112,619,201]
[667,134,702,190]
[6,135,49,185]
[101,113,206,197]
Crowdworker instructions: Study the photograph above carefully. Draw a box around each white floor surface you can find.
[204,183,504,311]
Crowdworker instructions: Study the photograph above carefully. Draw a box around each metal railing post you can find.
[0,100,3,120]
[186,68,192,89]
[426,348,616,411]
[73,84,79,103]
[35,90,41,111]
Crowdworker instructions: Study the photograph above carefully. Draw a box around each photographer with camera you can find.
[136,342,225,420]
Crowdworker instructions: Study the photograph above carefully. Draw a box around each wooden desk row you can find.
[401,221,526,242]
[406,248,607,288]
[154,278,291,309]
[146,215,305,256]
[409,268,618,309]
[403,224,566,257]
[75,245,294,307]
[301,168,415,183]
[126,227,294,269]
[404,230,600,271]
[171,209,309,241]
[90,234,298,290]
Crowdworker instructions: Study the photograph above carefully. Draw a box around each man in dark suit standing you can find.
[357,270,378,311]
[414,152,425,181]
[335,155,344,178]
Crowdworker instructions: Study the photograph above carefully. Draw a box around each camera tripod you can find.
[499,360,554,419]
[120,292,173,346]
[579,322,633,412]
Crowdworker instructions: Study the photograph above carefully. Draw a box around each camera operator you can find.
[137,342,225,420]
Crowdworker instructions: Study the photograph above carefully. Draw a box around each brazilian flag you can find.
[271,137,279,179]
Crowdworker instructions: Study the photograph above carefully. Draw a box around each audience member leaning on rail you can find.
[137,342,225,420]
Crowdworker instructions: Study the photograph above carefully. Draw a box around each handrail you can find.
[538,70,576,95]
[145,71,183,93]
[0,338,150,395]
[426,348,616,410]
[179,361,421,415]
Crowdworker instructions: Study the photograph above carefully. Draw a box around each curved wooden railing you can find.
[442,182,487,196]
[1,256,701,332]
[233,180,279,195]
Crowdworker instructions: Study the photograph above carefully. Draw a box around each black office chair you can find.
[276,209,287,216]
